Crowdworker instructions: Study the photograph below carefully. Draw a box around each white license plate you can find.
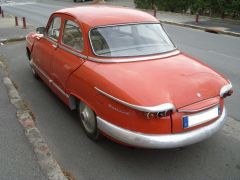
[183,105,220,129]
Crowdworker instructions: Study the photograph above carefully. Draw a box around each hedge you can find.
[134,0,240,19]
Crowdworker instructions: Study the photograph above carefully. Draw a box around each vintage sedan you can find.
[26,5,233,148]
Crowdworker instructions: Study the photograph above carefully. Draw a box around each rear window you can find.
[89,23,175,58]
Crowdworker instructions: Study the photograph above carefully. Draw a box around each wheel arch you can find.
[68,93,98,115]
[26,47,31,61]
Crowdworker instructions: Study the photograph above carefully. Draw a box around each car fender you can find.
[26,32,42,59]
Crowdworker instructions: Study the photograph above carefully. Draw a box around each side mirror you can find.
[36,27,46,34]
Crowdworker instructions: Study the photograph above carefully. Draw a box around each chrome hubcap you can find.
[79,102,96,134]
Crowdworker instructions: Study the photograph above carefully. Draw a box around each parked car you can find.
[74,0,92,3]
[74,0,85,2]
[26,5,233,149]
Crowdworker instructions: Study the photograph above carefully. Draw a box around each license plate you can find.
[183,105,220,129]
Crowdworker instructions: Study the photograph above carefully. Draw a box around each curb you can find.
[2,77,67,180]
[0,36,26,44]
[161,21,240,37]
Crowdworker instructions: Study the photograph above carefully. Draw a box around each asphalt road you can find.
[1,0,240,179]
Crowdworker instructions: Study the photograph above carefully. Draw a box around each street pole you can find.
[22,17,26,29]
[15,16,18,26]
[196,12,199,24]
[152,0,157,17]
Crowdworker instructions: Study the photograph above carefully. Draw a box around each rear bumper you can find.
[97,106,226,149]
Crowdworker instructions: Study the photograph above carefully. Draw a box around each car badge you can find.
[197,93,201,98]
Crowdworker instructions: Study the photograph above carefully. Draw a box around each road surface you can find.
[0,0,240,179]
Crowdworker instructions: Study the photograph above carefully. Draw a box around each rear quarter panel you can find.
[66,61,172,134]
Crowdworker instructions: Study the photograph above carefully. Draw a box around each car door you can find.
[32,15,62,84]
[51,17,85,99]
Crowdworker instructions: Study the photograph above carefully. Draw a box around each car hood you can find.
[91,53,227,109]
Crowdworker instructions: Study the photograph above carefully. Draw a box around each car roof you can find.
[56,5,158,28]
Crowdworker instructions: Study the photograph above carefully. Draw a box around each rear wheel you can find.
[78,101,100,140]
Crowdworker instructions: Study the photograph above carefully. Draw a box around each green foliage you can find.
[134,0,240,19]
[134,0,152,9]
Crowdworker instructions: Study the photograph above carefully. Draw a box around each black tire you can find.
[78,101,100,140]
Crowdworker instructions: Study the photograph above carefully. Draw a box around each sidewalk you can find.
[0,15,67,180]
[153,10,240,36]
[0,14,45,180]
[0,14,34,42]
[0,63,47,180]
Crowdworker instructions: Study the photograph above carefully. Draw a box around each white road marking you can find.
[0,1,36,6]
[208,50,239,60]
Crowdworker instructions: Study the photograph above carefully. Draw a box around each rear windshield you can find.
[89,23,176,58]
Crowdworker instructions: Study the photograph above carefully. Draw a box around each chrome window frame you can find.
[88,22,177,60]
[61,19,84,53]
[46,16,62,42]
[87,50,180,63]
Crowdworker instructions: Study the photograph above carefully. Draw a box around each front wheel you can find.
[78,101,100,140]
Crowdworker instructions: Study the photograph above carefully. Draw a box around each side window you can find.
[62,20,84,52]
[47,17,61,40]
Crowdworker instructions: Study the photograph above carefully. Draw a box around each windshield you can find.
[89,23,176,57]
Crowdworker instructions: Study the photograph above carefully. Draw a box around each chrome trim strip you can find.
[58,44,87,59]
[31,61,51,81]
[52,81,69,98]
[220,82,233,97]
[44,36,58,45]
[88,50,180,63]
[97,106,226,149]
[178,102,219,113]
[31,62,69,98]
[95,87,175,112]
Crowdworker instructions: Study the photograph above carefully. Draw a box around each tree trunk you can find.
[92,0,105,4]
[221,12,225,19]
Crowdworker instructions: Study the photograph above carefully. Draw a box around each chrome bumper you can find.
[97,107,226,149]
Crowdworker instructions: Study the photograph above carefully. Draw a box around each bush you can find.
[134,0,152,9]
[134,0,240,19]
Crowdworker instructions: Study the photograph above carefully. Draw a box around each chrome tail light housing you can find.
[220,82,233,98]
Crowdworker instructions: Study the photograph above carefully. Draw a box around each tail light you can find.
[220,82,233,98]
[146,110,173,119]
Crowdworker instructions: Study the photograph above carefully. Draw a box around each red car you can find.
[26,5,233,148]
